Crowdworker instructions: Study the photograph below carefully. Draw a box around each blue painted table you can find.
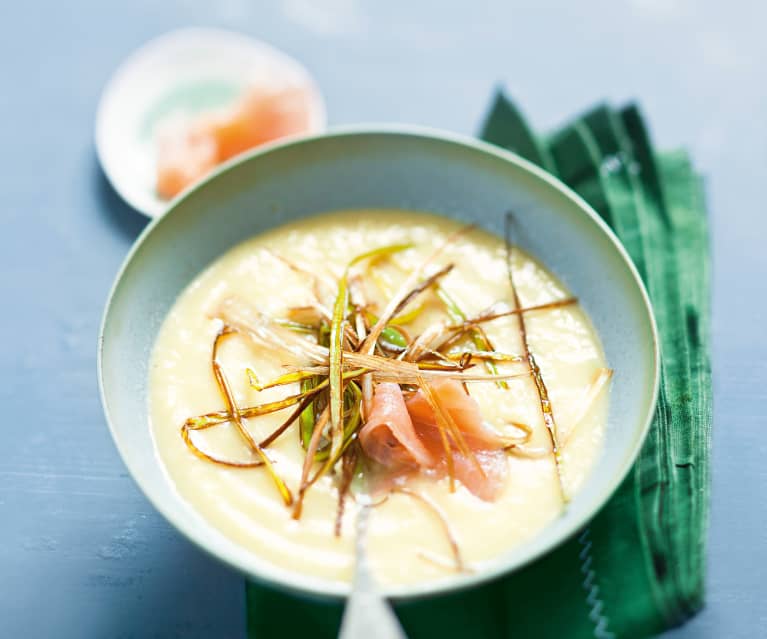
[1,1,764,636]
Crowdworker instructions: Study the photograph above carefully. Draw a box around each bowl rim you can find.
[98,124,660,601]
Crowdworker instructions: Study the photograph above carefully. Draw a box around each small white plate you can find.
[95,27,326,218]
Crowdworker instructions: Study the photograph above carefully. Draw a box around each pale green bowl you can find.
[98,127,659,600]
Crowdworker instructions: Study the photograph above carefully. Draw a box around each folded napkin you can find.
[246,93,712,639]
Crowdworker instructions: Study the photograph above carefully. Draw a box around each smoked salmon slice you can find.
[156,86,313,200]
[359,379,508,501]
[358,382,435,470]
[405,378,507,450]
[156,121,218,200]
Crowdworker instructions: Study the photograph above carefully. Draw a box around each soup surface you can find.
[149,210,610,586]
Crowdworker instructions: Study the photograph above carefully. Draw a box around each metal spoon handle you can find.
[338,502,407,639]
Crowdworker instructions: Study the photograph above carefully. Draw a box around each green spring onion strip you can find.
[379,325,409,350]
[299,377,317,450]
[329,244,413,459]
[314,381,362,461]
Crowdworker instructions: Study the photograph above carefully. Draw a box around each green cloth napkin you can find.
[246,93,712,639]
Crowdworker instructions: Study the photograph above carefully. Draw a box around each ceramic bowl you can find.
[98,127,658,599]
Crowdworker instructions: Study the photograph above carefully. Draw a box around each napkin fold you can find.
[246,92,712,639]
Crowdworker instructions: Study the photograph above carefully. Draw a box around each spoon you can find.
[338,494,407,639]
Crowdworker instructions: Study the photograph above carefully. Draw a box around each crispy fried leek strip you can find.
[213,362,294,506]
[181,423,264,468]
[360,225,474,355]
[562,368,614,446]
[269,252,364,346]
[207,330,293,505]
[189,375,343,430]
[366,255,426,326]
[458,296,579,328]
[217,299,531,385]
[444,350,525,363]
[247,368,317,391]
[389,263,454,319]
[414,348,466,368]
[314,382,362,462]
[349,277,374,419]
[248,368,368,394]
[472,324,505,384]
[189,393,311,428]
[328,268,347,459]
[393,488,465,572]
[309,431,359,489]
[435,285,508,389]
[286,305,324,325]
[185,383,317,455]
[293,414,362,519]
[404,298,578,361]
[293,405,330,519]
[292,361,531,383]
[329,244,413,459]
[268,249,337,305]
[403,322,451,362]
[389,305,425,326]
[272,318,318,334]
[505,213,568,503]
[335,245,422,458]
[259,393,318,449]
[295,383,365,521]
[217,298,328,365]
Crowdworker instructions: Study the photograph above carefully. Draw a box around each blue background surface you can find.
[1,1,764,637]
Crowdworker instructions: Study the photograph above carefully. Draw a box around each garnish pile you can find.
[180,220,608,562]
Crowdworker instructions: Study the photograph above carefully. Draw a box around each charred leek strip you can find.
[293,361,531,383]
[451,297,579,330]
[213,360,293,505]
[180,423,263,468]
[293,405,330,519]
[210,330,293,505]
[259,393,317,449]
[188,383,327,429]
[361,226,474,355]
[390,263,454,319]
[444,350,525,363]
[314,382,362,461]
[505,213,568,503]
[435,285,507,389]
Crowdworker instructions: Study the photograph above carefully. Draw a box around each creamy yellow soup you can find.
[149,210,609,587]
